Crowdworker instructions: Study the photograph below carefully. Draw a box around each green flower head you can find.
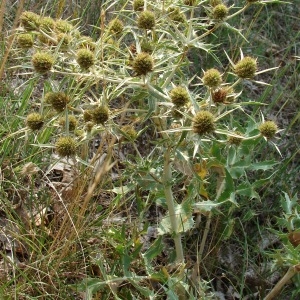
[132,52,154,76]
[108,18,124,35]
[92,106,109,124]
[192,111,215,135]
[212,4,229,20]
[45,92,70,112]
[76,49,95,69]
[59,115,77,131]
[259,121,278,139]
[202,68,222,88]
[26,113,44,130]
[55,136,77,157]
[137,11,155,30]
[32,52,55,73]
[234,56,257,79]
[170,86,190,107]
[19,11,41,31]
[16,33,34,49]
[133,0,144,11]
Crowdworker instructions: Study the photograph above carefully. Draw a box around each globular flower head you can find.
[45,92,70,112]
[133,0,144,11]
[168,7,185,23]
[85,121,94,132]
[55,136,77,157]
[55,19,74,34]
[121,125,138,141]
[92,106,109,124]
[259,121,278,139]
[212,4,228,20]
[137,11,155,30]
[83,109,93,122]
[76,49,95,69]
[59,115,77,131]
[57,33,71,49]
[228,131,243,146]
[78,36,95,51]
[132,52,154,76]
[234,56,257,79]
[16,33,34,49]
[202,68,222,88]
[40,16,56,33]
[19,11,41,31]
[141,41,154,54]
[192,111,215,135]
[26,113,44,130]
[210,0,222,6]
[32,52,55,73]
[170,86,190,107]
[108,18,124,35]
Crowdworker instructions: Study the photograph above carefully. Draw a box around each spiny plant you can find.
[0,0,294,298]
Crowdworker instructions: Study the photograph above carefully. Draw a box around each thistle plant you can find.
[3,0,289,297]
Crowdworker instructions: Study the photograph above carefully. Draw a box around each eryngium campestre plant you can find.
[76,49,95,69]
[132,52,154,76]
[121,125,138,141]
[234,56,257,79]
[192,111,215,135]
[184,0,196,5]
[202,68,222,88]
[26,113,44,130]
[55,19,74,33]
[259,121,278,139]
[16,33,34,49]
[228,131,243,146]
[32,52,55,73]
[55,136,77,157]
[45,92,70,112]
[137,11,155,30]
[92,106,109,124]
[212,88,228,104]
[170,86,190,107]
[210,0,222,6]
[40,16,56,33]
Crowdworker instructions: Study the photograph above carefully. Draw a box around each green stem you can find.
[163,147,184,263]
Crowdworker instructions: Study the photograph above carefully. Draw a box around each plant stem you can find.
[163,147,184,263]
[264,264,300,300]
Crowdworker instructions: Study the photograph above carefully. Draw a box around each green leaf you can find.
[157,201,194,235]
[193,200,221,214]
[249,160,278,171]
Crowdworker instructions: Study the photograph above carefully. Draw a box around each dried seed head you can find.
[19,11,41,31]
[212,4,228,20]
[121,125,138,141]
[92,106,109,124]
[259,121,278,139]
[132,52,154,76]
[234,56,257,79]
[45,92,70,112]
[202,68,222,88]
[170,86,190,107]
[137,11,155,30]
[55,19,74,33]
[133,0,144,11]
[228,131,243,146]
[108,18,124,35]
[26,113,44,130]
[192,111,215,135]
[212,88,228,104]
[59,115,77,131]
[55,136,77,157]
[76,49,95,69]
[32,52,55,73]
[16,33,34,49]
